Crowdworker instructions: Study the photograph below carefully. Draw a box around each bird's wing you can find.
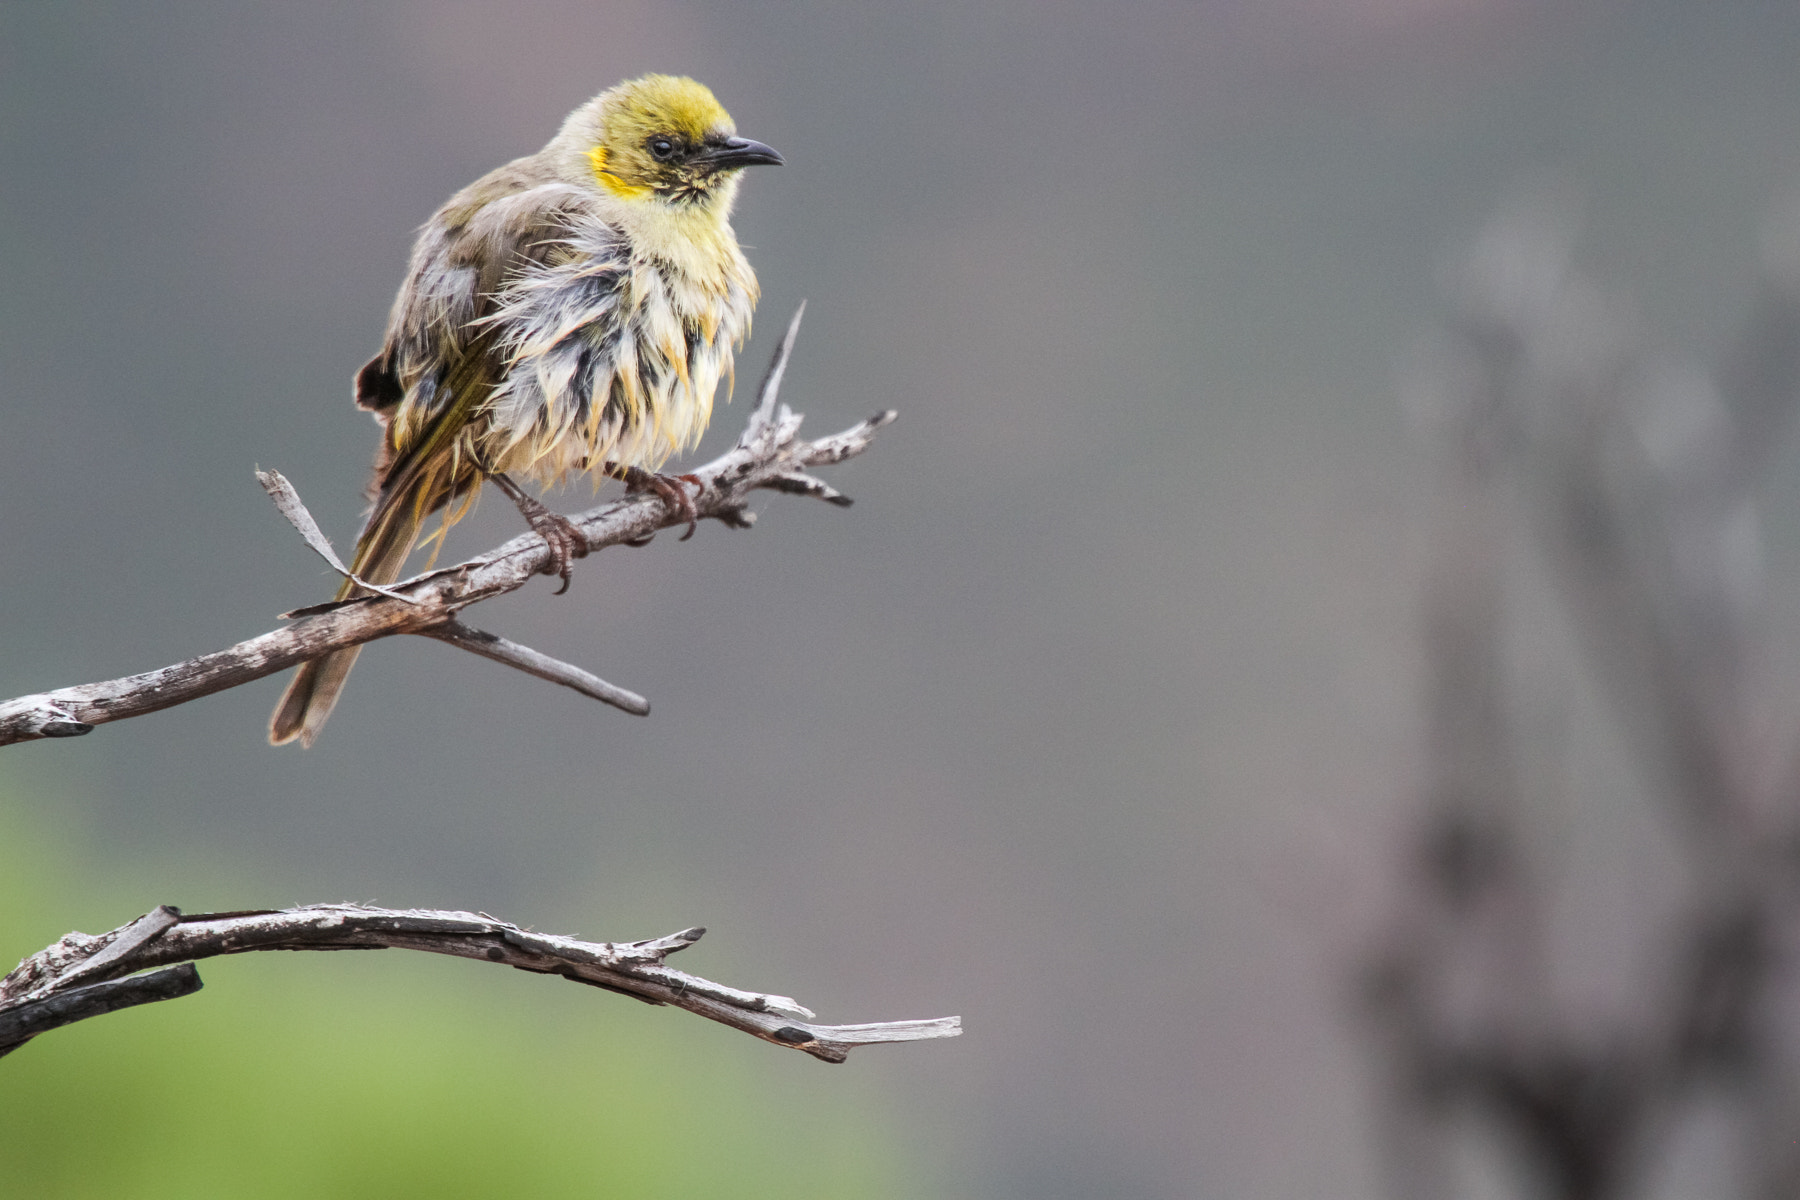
[361,170,587,489]
[353,155,575,418]
[338,180,591,588]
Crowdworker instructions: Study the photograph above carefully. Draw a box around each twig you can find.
[0,307,895,746]
[0,965,204,1049]
[423,620,650,715]
[0,904,962,1064]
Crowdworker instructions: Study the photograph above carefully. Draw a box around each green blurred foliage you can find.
[0,798,907,1199]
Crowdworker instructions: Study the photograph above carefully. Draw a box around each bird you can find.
[269,74,782,747]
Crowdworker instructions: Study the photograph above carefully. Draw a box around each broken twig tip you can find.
[257,468,423,606]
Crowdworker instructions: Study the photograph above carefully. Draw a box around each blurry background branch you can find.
[0,309,893,746]
[1361,194,1800,1200]
[0,903,961,1063]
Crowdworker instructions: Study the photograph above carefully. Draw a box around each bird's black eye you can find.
[648,137,677,161]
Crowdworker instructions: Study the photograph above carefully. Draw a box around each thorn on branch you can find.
[625,927,707,959]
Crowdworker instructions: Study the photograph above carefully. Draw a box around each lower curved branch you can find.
[1,904,961,1065]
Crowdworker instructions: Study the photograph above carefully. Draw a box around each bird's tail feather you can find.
[268,461,461,747]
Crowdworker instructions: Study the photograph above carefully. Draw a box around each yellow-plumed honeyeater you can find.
[269,74,781,747]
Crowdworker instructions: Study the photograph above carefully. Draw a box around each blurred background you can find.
[7,2,1800,1196]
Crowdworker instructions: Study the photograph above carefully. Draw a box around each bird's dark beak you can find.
[703,136,784,170]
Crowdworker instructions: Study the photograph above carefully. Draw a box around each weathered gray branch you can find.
[0,306,894,746]
[0,903,962,1064]
[423,620,650,715]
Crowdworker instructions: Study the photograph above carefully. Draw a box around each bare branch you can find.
[0,308,893,746]
[423,620,650,716]
[0,904,962,1064]
[0,965,203,1049]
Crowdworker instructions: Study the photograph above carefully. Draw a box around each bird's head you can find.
[556,75,782,212]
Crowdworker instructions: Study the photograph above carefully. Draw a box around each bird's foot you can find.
[492,474,588,594]
[528,506,588,594]
[609,465,703,542]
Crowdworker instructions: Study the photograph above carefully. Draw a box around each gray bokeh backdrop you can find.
[7,3,1800,1196]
